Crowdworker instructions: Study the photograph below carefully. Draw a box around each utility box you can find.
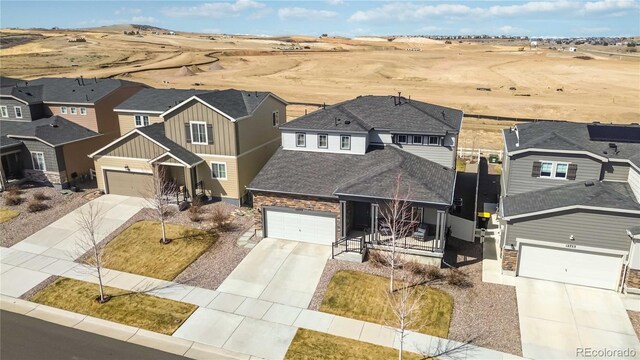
[489,154,500,163]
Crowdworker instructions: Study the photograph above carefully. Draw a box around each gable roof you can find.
[280,95,463,134]
[2,116,100,148]
[114,88,210,113]
[503,121,640,167]
[502,180,640,219]
[248,145,456,205]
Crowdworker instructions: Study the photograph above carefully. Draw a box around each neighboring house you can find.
[499,121,640,292]
[248,95,463,260]
[89,89,287,205]
[0,76,145,189]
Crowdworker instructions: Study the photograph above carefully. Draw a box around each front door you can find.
[1,152,22,179]
[353,202,371,230]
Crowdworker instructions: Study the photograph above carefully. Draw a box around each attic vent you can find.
[50,124,59,128]
[584,181,594,187]
[344,120,351,125]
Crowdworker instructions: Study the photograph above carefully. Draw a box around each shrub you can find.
[27,199,49,213]
[368,250,389,267]
[32,191,50,201]
[426,266,444,281]
[211,206,232,232]
[188,197,203,222]
[404,260,428,277]
[446,268,472,288]
[6,186,22,196]
[4,194,23,206]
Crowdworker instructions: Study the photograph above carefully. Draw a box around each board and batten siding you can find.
[601,162,630,182]
[117,113,163,136]
[628,166,640,202]
[101,133,165,159]
[237,139,281,199]
[237,96,285,154]
[505,152,603,195]
[504,209,639,252]
[163,100,237,156]
[94,157,153,192]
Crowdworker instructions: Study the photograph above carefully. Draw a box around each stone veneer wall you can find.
[252,191,341,239]
[501,248,518,272]
[23,169,67,188]
[626,268,640,290]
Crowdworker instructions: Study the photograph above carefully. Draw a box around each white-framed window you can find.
[60,106,67,114]
[412,135,422,144]
[31,151,46,171]
[272,111,280,127]
[134,114,150,127]
[0,106,8,118]
[428,136,440,145]
[340,135,351,150]
[296,132,306,147]
[14,106,23,119]
[70,107,77,115]
[540,161,568,179]
[211,162,227,180]
[396,134,408,144]
[80,107,87,115]
[318,133,328,149]
[190,121,208,144]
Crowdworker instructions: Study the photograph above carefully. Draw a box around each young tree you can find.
[378,174,416,292]
[146,164,177,244]
[75,202,109,303]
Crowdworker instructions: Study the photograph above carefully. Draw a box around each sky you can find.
[1,0,639,38]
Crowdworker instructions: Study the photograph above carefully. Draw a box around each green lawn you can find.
[30,278,197,335]
[320,270,453,338]
[0,208,19,223]
[101,220,217,280]
[285,329,423,360]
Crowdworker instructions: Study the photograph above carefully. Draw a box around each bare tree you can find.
[385,261,422,360]
[75,202,109,303]
[378,174,417,292]
[146,164,177,245]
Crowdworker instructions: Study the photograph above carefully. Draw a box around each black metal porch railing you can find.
[373,233,444,253]
[331,232,366,259]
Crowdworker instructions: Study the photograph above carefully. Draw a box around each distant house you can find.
[0,76,145,190]
[568,47,577,52]
[499,122,640,293]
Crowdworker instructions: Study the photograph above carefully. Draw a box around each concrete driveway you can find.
[217,238,330,308]
[516,277,640,359]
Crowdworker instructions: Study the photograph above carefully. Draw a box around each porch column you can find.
[436,210,447,249]
[371,203,379,241]
[340,200,346,238]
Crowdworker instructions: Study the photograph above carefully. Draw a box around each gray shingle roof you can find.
[2,116,99,147]
[248,146,456,205]
[115,88,209,112]
[502,180,640,218]
[503,121,640,167]
[0,76,24,88]
[1,77,142,104]
[0,84,45,104]
[136,123,202,166]
[280,95,463,134]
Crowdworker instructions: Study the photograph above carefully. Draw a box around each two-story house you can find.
[499,121,640,292]
[248,95,463,261]
[88,88,287,205]
[0,76,144,189]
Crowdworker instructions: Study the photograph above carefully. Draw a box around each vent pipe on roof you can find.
[514,125,520,147]
[86,94,89,101]
[94,77,97,83]
[76,78,81,86]
[80,76,85,86]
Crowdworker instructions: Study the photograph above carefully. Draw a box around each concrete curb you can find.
[0,295,254,360]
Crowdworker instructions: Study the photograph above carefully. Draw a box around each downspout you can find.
[621,236,637,293]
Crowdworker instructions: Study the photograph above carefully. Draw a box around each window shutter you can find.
[531,161,541,177]
[567,164,578,180]
[185,123,191,143]
[206,124,213,144]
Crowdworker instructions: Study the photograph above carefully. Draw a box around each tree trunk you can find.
[161,219,167,244]
[398,326,404,360]
[390,235,396,293]
[93,246,105,302]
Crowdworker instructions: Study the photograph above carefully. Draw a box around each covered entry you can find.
[264,208,336,245]
[104,170,152,197]
[517,243,623,290]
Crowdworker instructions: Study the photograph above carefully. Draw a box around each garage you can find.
[517,243,623,290]
[264,208,336,245]
[104,170,152,197]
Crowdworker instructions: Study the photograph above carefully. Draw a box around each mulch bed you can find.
[629,311,640,339]
[0,181,98,247]
[309,239,522,356]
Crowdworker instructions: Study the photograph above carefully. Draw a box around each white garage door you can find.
[265,209,336,245]
[518,244,623,290]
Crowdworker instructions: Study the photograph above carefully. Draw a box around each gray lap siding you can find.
[504,209,639,252]
[20,139,63,172]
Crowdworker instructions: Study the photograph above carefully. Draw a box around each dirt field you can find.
[2,27,638,150]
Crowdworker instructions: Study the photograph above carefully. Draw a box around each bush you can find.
[32,191,50,201]
[211,206,232,232]
[188,197,203,222]
[404,260,430,277]
[426,266,444,281]
[367,250,389,267]
[27,199,49,213]
[446,268,472,288]
[4,194,22,206]
[6,186,22,196]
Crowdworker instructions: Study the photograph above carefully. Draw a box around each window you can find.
[412,135,422,144]
[211,162,227,180]
[272,111,280,127]
[134,114,150,127]
[31,152,46,171]
[540,162,553,177]
[60,106,67,114]
[555,163,568,179]
[396,134,408,144]
[190,122,208,144]
[14,106,22,118]
[340,135,351,150]
[70,107,77,115]
[0,106,8,118]
[80,107,87,115]
[296,132,306,147]
[428,136,439,145]
[540,161,568,179]
[318,134,328,149]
